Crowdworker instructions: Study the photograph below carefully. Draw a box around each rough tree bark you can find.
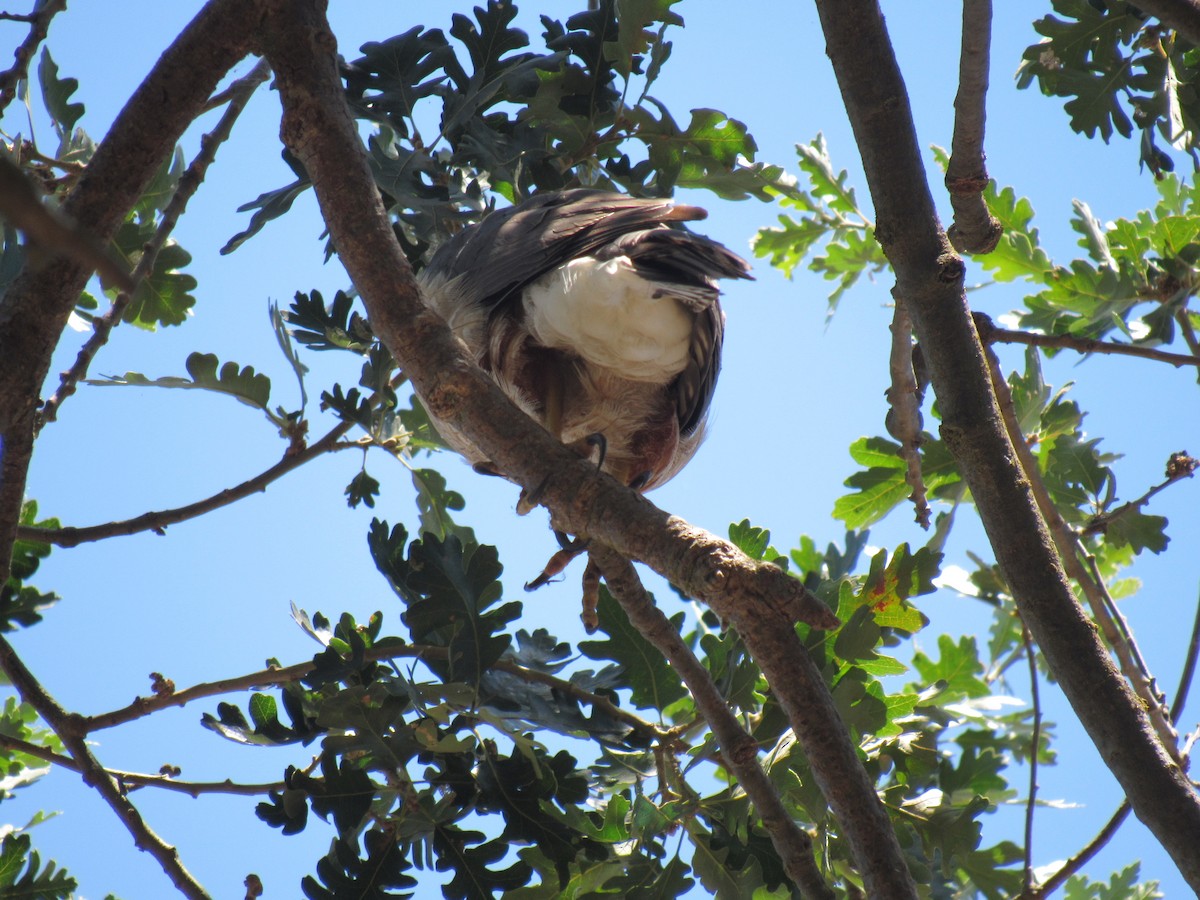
[812,0,1200,890]
[253,0,917,895]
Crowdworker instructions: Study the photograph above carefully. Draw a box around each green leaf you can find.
[89,352,272,416]
[1101,510,1169,555]
[834,436,960,529]
[222,178,311,255]
[107,220,196,327]
[1063,862,1162,900]
[0,833,76,899]
[345,468,381,509]
[579,586,687,711]
[911,635,990,701]
[37,49,84,136]
[368,521,516,687]
[301,828,418,899]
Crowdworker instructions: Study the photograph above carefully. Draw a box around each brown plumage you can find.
[417,188,750,498]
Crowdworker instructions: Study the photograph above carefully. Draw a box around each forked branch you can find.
[253,1,916,895]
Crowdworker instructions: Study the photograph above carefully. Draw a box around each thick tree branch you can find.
[0,0,260,586]
[986,347,1180,757]
[945,0,1001,254]
[1134,0,1200,48]
[0,636,211,899]
[1029,590,1200,897]
[590,546,835,900]
[39,58,273,427]
[812,0,1200,890]
[254,3,917,895]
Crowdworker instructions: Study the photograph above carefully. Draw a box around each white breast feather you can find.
[523,257,693,383]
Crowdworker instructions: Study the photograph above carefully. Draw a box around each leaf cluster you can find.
[1017,0,1200,176]
[226,0,792,261]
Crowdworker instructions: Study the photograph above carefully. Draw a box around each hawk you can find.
[417,189,750,506]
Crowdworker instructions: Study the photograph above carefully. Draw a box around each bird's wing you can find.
[420,189,711,310]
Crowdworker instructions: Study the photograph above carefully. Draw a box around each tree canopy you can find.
[0,1,1198,898]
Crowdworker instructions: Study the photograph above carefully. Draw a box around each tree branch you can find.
[985,346,1180,758]
[38,57,273,428]
[0,636,211,898]
[254,3,917,895]
[0,733,285,796]
[84,640,662,744]
[16,416,356,547]
[977,313,1200,369]
[589,546,835,900]
[1081,450,1197,536]
[0,0,260,586]
[945,0,1001,254]
[1021,625,1041,894]
[0,0,65,116]
[1131,0,1200,48]
[1028,589,1200,896]
[811,0,1200,889]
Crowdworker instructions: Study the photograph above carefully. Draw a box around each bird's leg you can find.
[517,370,567,516]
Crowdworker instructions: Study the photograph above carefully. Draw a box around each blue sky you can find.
[4,1,1198,897]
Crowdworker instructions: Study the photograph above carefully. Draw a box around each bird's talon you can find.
[554,529,589,552]
[585,432,608,471]
[517,473,552,515]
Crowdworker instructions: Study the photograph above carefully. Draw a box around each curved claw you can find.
[525,544,585,591]
[555,529,590,552]
[585,432,608,471]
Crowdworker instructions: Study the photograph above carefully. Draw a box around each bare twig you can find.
[16,417,357,547]
[978,314,1200,369]
[1021,625,1041,894]
[0,0,65,116]
[0,636,211,899]
[984,345,1180,759]
[885,300,930,527]
[0,733,285,796]
[945,0,1001,254]
[1082,450,1197,536]
[589,546,835,900]
[38,58,273,427]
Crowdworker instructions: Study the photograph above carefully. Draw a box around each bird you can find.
[416,189,751,509]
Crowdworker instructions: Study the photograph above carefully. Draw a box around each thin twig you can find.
[978,314,1200,369]
[984,344,1180,760]
[0,0,66,116]
[0,636,211,899]
[885,300,929,527]
[1082,450,1197,536]
[16,416,358,547]
[1021,625,1041,894]
[84,640,662,744]
[945,0,1001,254]
[589,545,835,900]
[0,733,285,796]
[38,58,273,428]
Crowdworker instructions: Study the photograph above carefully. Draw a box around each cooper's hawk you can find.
[418,189,750,504]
